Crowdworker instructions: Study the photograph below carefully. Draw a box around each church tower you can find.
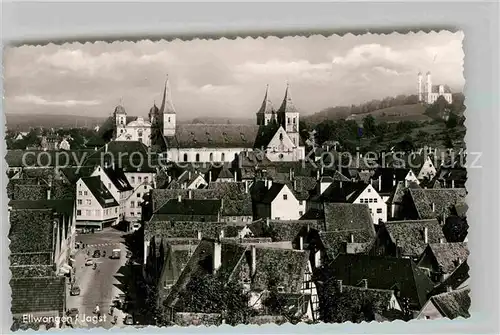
[256,84,275,126]
[160,75,176,137]
[277,83,300,147]
[417,72,423,102]
[113,104,127,139]
[426,71,432,103]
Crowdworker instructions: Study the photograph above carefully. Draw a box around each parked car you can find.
[124,314,134,325]
[132,223,141,232]
[85,259,94,266]
[93,250,101,258]
[111,249,121,259]
[70,285,81,296]
[126,251,132,258]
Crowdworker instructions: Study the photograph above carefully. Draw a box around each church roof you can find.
[159,75,176,115]
[256,85,275,115]
[277,83,299,115]
[114,105,126,115]
[431,85,452,94]
[164,124,260,149]
[127,117,151,127]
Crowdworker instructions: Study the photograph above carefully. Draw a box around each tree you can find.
[362,115,376,137]
[446,112,459,128]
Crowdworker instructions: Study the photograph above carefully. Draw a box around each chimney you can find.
[424,227,428,244]
[395,239,400,258]
[336,279,343,293]
[431,203,435,212]
[289,168,293,181]
[446,285,453,293]
[251,245,257,277]
[177,195,182,203]
[197,231,202,240]
[220,229,225,239]
[339,181,343,189]
[244,180,249,194]
[267,179,273,189]
[188,189,193,199]
[105,143,108,153]
[321,165,324,175]
[299,236,304,250]
[209,171,212,183]
[213,240,222,274]
[266,217,270,227]
[47,188,51,200]
[293,179,297,191]
[361,279,368,289]
[439,238,444,244]
[378,175,382,191]
[393,174,396,186]
[350,233,354,243]
[168,175,172,183]
[451,179,455,188]
[188,171,192,181]
[234,172,237,182]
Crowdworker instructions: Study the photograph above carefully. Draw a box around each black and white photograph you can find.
[4,30,469,330]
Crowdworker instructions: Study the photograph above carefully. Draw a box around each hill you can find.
[345,104,431,123]
[6,113,107,131]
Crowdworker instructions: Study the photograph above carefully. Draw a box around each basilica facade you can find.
[115,76,306,163]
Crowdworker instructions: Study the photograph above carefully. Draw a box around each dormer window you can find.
[277,286,285,293]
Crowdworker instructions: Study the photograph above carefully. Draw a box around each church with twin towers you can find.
[112,76,305,162]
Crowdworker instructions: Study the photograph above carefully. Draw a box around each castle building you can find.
[149,77,305,163]
[113,105,152,147]
[418,72,453,105]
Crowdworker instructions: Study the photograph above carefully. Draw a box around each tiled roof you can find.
[427,242,469,273]
[159,76,176,115]
[156,199,222,216]
[409,188,467,219]
[313,181,368,203]
[430,261,470,296]
[260,183,287,204]
[336,286,397,317]
[383,219,446,257]
[9,199,74,218]
[323,203,374,232]
[249,219,321,243]
[430,287,470,319]
[81,176,119,208]
[11,277,65,314]
[387,180,421,204]
[256,85,275,115]
[103,166,134,192]
[320,230,375,259]
[165,124,260,149]
[431,84,453,94]
[323,254,435,309]
[9,208,55,254]
[59,166,96,184]
[6,149,93,167]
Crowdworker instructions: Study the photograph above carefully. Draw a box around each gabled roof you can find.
[249,219,321,242]
[426,242,469,273]
[103,166,134,192]
[11,277,66,314]
[431,84,453,94]
[9,199,74,218]
[429,287,470,319]
[313,181,368,203]
[383,219,445,257]
[84,140,155,172]
[277,84,299,116]
[430,261,470,296]
[371,168,414,194]
[323,254,435,309]
[6,149,93,167]
[260,183,287,204]
[59,166,96,184]
[409,188,467,219]
[159,75,176,115]
[81,176,119,208]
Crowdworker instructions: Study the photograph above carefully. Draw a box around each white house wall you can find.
[354,184,387,223]
[270,184,306,220]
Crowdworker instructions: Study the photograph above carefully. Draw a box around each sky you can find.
[4,31,464,120]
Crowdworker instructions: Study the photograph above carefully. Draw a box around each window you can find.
[86,199,91,205]
[377,208,383,214]
[195,153,200,162]
[115,208,118,213]
[84,191,88,196]
[138,130,143,137]
[299,211,303,216]
[209,153,214,162]
[183,153,188,162]
[283,194,288,200]
[367,188,371,192]
[275,217,280,220]
[77,210,81,215]
[137,193,141,198]
[369,199,373,203]
[86,210,91,216]
[131,201,135,208]
[144,185,147,190]
[95,209,100,216]
[221,153,225,162]
[287,118,291,124]
[293,118,296,124]
[374,198,378,203]
[78,191,82,196]
[369,208,373,214]
[77,199,83,205]
[138,176,142,183]
[130,212,134,217]
[131,176,135,183]
[277,286,285,293]
[299,200,303,206]
[144,176,149,183]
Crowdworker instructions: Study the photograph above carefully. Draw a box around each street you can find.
[66,227,131,329]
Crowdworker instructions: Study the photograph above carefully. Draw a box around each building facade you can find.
[418,72,453,104]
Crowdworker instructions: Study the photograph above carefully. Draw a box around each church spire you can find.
[257,84,274,115]
[278,82,298,115]
[160,74,176,114]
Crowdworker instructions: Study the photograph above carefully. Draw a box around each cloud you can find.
[35,49,175,77]
[12,94,101,107]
